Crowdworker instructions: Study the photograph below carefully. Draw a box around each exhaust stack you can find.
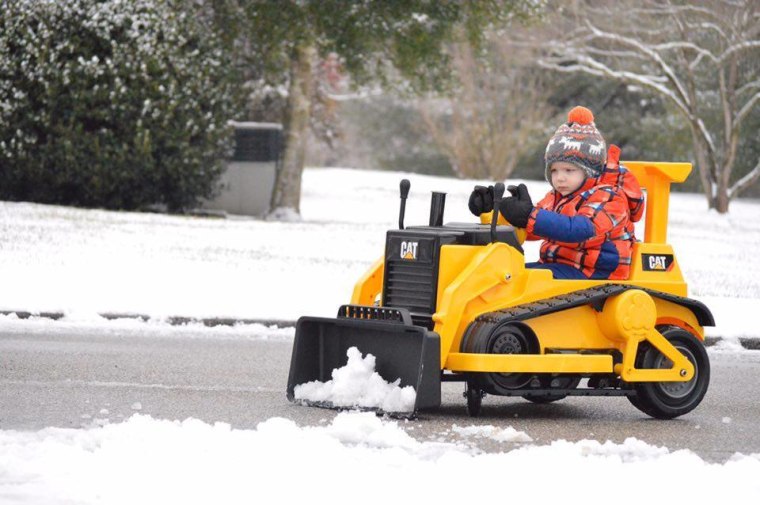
[429,192,446,227]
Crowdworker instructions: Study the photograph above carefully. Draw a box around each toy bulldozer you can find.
[287,162,713,419]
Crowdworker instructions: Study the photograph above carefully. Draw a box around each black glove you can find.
[499,183,534,228]
[468,185,494,216]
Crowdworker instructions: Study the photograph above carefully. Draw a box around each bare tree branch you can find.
[538,57,676,103]
[630,4,721,20]
[737,79,760,97]
[719,40,760,62]
[653,41,718,64]
[584,21,694,111]
[689,51,711,70]
[728,159,760,199]
[421,33,554,181]
[683,21,730,43]
[585,47,648,60]
[535,0,759,212]
[733,90,760,133]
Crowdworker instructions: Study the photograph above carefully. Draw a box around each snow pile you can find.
[322,410,420,450]
[452,424,533,443]
[1,412,759,504]
[266,206,302,222]
[551,437,670,462]
[293,347,416,413]
[708,336,746,353]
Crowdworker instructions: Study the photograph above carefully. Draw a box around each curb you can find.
[704,336,760,350]
[2,310,758,350]
[1,310,296,330]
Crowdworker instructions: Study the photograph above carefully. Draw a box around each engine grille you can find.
[383,260,436,315]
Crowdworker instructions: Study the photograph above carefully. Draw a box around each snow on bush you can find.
[294,346,417,413]
[0,0,242,211]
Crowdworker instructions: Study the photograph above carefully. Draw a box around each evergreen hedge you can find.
[0,0,242,211]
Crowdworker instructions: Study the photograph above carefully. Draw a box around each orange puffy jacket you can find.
[525,146,643,280]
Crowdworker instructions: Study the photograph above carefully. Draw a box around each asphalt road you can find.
[2,326,759,463]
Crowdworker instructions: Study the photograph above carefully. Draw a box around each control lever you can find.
[490,183,505,243]
[399,179,410,230]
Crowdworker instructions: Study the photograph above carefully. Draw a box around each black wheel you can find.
[628,327,710,419]
[465,382,484,417]
[460,322,539,395]
[487,325,536,391]
[626,390,645,410]
[523,375,581,404]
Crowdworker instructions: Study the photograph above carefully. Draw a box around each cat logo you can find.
[642,254,674,272]
[400,241,419,261]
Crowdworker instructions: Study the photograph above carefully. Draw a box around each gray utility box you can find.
[204,121,282,216]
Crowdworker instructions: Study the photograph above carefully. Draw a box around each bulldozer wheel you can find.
[465,382,484,417]
[628,326,710,419]
[485,324,537,392]
[460,322,538,395]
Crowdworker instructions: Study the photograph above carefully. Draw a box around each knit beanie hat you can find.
[544,106,607,181]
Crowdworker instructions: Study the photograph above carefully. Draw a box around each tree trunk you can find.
[269,43,316,217]
[688,126,715,210]
[715,175,730,213]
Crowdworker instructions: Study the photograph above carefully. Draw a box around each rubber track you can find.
[474,284,714,327]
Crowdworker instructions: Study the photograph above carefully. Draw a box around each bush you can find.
[0,0,242,211]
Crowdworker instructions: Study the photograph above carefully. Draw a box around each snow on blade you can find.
[293,346,416,413]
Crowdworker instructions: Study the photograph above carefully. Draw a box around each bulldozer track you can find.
[473,283,714,328]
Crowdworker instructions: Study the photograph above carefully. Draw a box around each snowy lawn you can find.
[0,167,758,341]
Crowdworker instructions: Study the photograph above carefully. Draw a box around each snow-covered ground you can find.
[2,412,759,504]
[0,167,758,339]
[2,167,760,503]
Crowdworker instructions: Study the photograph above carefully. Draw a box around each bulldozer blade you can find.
[286,315,441,415]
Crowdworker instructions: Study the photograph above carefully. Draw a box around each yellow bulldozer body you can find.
[349,162,704,384]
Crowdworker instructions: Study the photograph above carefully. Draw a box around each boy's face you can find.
[550,161,586,196]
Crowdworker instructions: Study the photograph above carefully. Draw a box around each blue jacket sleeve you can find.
[532,209,595,243]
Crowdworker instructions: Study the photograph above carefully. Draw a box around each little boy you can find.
[468,106,642,280]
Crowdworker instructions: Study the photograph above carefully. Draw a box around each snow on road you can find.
[1,412,758,504]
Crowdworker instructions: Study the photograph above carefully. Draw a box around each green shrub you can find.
[0,0,242,211]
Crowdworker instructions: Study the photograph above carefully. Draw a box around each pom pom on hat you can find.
[567,106,594,125]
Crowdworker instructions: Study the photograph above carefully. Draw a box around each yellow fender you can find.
[598,290,694,382]
[350,256,384,306]
[432,242,515,368]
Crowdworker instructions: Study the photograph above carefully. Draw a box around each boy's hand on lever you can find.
[468,185,495,216]
[499,183,533,228]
